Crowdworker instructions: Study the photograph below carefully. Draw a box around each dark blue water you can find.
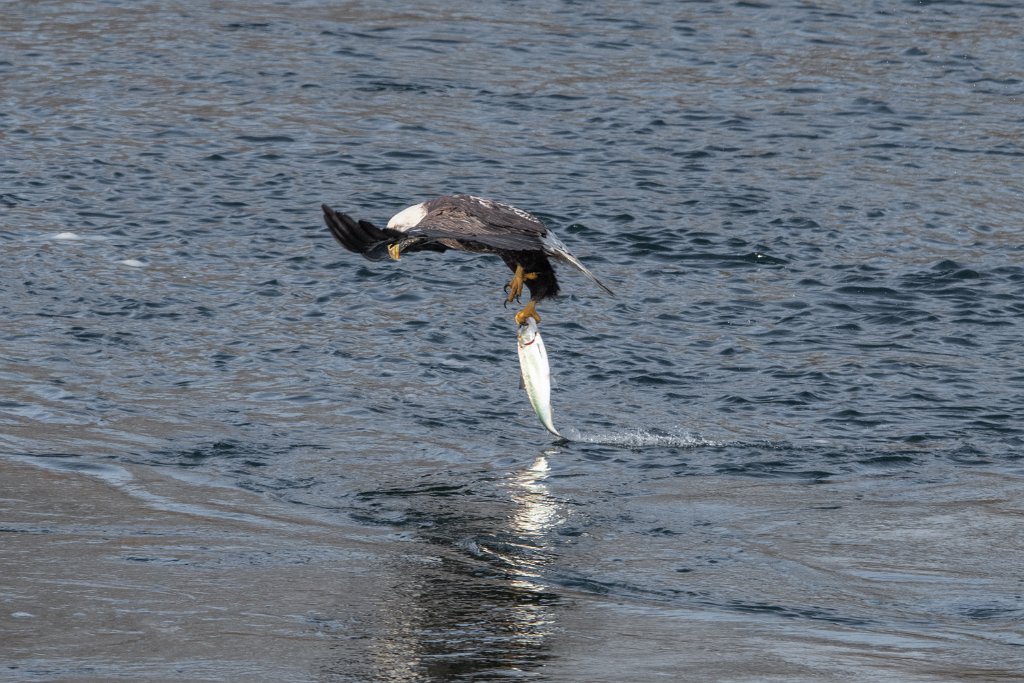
[3,2,1023,681]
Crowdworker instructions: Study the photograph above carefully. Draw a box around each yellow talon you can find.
[505,264,539,304]
[388,243,401,260]
[515,300,541,325]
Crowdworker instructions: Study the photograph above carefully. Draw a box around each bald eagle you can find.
[321,194,613,324]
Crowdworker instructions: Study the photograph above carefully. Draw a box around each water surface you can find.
[2,1,1023,681]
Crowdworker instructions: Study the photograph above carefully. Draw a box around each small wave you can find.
[561,426,724,448]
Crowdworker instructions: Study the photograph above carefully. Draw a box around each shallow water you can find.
[2,1,1023,681]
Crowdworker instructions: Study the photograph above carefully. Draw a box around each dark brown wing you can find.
[404,196,549,253]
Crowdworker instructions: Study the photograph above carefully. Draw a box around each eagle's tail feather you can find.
[542,229,614,296]
[558,250,615,296]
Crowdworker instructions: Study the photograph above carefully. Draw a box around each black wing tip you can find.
[321,202,402,261]
[321,203,345,224]
[321,204,358,252]
[322,204,368,252]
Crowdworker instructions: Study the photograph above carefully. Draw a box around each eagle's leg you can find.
[388,243,401,260]
[504,264,539,304]
[515,299,541,325]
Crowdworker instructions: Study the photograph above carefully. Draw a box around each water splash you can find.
[560,426,724,448]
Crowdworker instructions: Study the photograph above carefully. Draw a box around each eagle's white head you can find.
[387,202,428,232]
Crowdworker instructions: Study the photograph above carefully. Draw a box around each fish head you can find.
[517,318,540,349]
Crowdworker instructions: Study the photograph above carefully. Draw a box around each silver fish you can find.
[517,318,561,437]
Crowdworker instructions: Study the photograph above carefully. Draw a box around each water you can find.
[2,1,1023,680]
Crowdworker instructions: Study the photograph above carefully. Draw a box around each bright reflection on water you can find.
[508,454,559,543]
[330,453,569,681]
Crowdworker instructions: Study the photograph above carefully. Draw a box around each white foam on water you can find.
[120,258,146,267]
[560,426,724,448]
[46,232,108,241]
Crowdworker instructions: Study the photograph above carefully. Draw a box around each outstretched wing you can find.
[410,199,614,296]
[323,204,451,260]
[322,204,400,261]
[406,198,549,253]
